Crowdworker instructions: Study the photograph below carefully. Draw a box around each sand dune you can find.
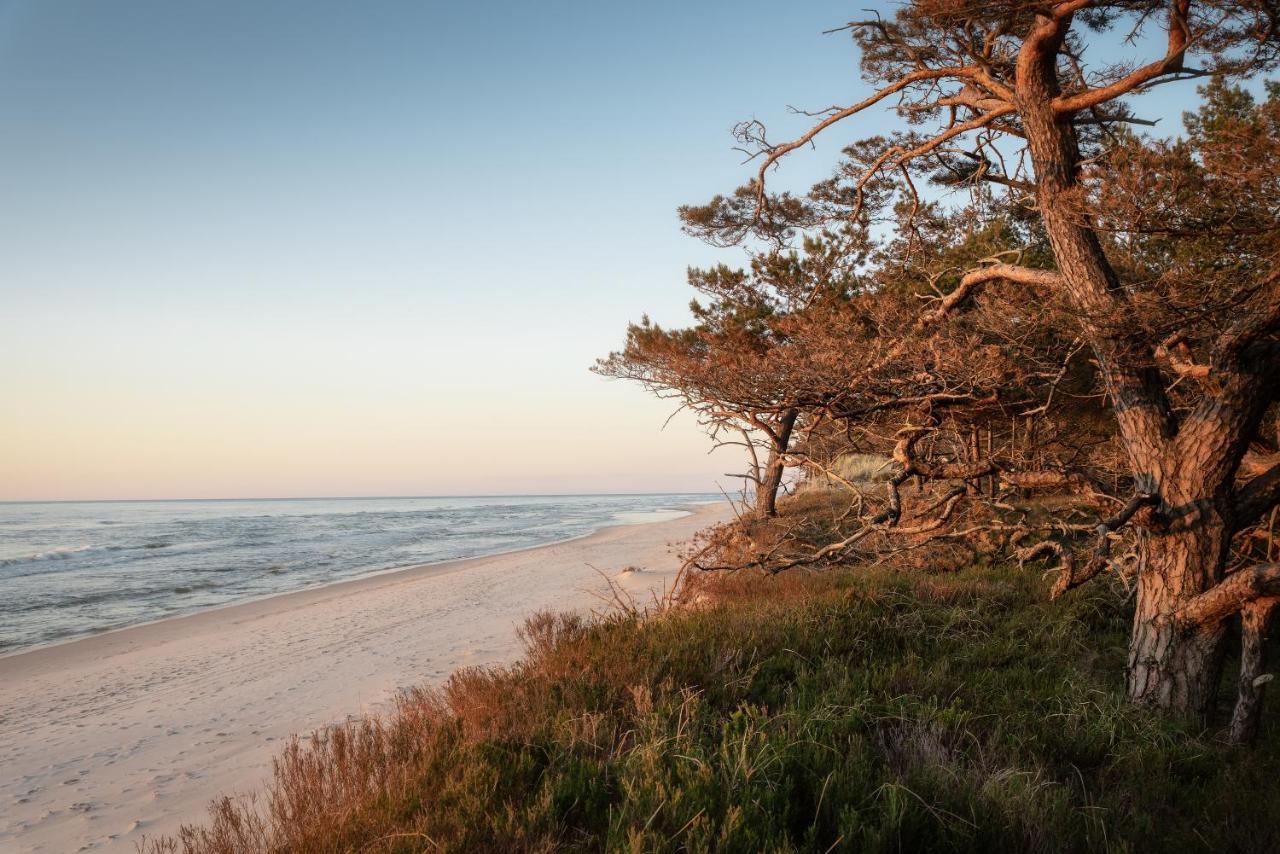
[0,502,732,853]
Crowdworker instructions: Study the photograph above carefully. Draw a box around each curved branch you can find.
[918,263,1065,329]
[1051,0,1194,115]
[1050,492,1158,599]
[1173,563,1280,629]
[1015,539,1076,579]
[894,426,997,481]
[1235,462,1280,530]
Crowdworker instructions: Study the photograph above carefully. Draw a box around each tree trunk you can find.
[754,409,798,518]
[1014,22,1244,724]
[1229,599,1277,745]
[1126,516,1232,722]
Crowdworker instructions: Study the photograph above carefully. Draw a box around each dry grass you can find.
[146,558,1280,854]
[800,454,898,490]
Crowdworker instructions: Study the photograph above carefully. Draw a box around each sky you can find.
[0,2,1227,501]
[0,0,874,500]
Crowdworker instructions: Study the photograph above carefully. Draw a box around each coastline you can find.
[0,502,710,664]
[0,501,733,853]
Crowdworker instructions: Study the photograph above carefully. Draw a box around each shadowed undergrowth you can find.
[148,564,1280,853]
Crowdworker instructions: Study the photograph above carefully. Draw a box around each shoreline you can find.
[0,501,733,853]
[0,503,707,664]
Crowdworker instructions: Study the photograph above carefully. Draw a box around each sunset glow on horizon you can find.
[0,1,1220,501]
[0,0,863,501]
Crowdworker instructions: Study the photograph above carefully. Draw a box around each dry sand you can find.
[0,501,733,853]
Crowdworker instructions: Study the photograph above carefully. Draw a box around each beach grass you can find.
[148,560,1280,853]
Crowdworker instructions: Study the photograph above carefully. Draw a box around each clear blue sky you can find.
[0,2,1222,500]
[0,0,874,500]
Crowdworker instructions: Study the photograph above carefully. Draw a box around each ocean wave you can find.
[3,583,152,613]
[0,538,211,569]
[172,581,218,594]
[0,544,98,566]
[0,493,716,651]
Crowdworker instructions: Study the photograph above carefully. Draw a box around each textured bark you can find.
[1016,17,1174,487]
[1229,599,1277,745]
[1126,518,1232,721]
[754,408,798,518]
[1016,11,1236,721]
[1174,564,1280,629]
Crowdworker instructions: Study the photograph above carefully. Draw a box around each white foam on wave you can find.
[0,544,98,566]
[0,494,718,651]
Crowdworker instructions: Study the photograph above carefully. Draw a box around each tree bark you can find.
[1228,599,1277,745]
[1126,517,1232,722]
[754,408,798,518]
[1014,12,1247,723]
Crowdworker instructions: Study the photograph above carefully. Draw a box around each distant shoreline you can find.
[0,491,721,505]
[0,491,721,660]
[0,501,733,853]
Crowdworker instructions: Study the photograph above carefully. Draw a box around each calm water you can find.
[0,494,715,653]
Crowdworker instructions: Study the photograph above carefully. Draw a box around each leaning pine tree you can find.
[595,232,869,518]
[680,2,1280,732]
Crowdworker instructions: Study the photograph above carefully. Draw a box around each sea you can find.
[0,493,716,654]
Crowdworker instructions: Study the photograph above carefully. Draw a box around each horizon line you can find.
[0,490,723,506]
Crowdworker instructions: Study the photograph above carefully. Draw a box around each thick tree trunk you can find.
[1015,18,1241,724]
[1127,522,1231,721]
[754,409,798,518]
[1123,395,1275,721]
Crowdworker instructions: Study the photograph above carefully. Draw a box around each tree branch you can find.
[1049,492,1158,599]
[917,263,1065,329]
[1173,563,1280,629]
[1051,0,1194,115]
[762,486,968,574]
[1235,462,1280,530]
[1154,332,1210,380]
[752,68,966,214]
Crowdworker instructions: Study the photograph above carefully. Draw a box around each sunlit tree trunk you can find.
[754,408,798,518]
[1017,16,1248,722]
[1126,516,1232,720]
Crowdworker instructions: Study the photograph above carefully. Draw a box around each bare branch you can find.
[917,263,1065,330]
[1173,563,1280,629]
[1050,493,1158,599]
[1236,462,1280,530]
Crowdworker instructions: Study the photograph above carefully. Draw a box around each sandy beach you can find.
[0,501,732,853]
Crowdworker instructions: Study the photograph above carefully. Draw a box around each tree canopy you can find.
[601,1,1280,742]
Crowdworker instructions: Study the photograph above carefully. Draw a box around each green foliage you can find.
[163,565,1280,853]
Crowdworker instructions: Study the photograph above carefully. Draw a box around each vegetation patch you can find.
[151,561,1280,853]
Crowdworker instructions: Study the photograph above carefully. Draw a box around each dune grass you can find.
[150,563,1280,853]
